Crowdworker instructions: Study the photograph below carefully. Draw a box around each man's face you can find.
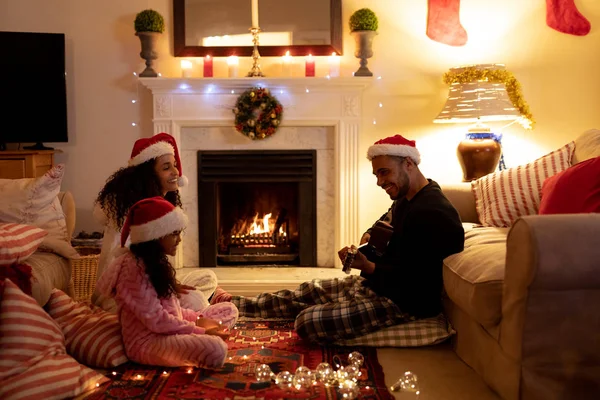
[372,155,410,200]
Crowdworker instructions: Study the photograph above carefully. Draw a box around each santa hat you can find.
[120,196,188,247]
[128,132,188,187]
[366,134,421,164]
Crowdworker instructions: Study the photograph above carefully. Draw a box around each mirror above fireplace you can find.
[173,0,343,57]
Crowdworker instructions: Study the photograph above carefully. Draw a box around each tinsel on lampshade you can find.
[434,64,533,129]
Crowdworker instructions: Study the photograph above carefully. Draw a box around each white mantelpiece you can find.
[139,77,371,268]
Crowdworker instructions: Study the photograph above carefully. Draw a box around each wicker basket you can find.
[72,251,100,302]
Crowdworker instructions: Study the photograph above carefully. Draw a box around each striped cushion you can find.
[0,279,108,400]
[472,142,575,227]
[46,289,128,368]
[0,223,47,266]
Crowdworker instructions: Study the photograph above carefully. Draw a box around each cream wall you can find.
[1,0,599,237]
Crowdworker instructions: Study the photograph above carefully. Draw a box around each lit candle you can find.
[180,59,192,78]
[328,52,340,78]
[305,54,315,77]
[251,0,259,28]
[227,56,239,78]
[203,55,213,78]
[281,51,293,77]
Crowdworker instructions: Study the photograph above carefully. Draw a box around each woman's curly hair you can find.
[129,240,177,299]
[96,160,182,229]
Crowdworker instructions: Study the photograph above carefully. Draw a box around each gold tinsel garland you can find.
[443,67,534,129]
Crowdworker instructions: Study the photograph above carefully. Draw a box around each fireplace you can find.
[198,150,316,267]
[138,77,370,269]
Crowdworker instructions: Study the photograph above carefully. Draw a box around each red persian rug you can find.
[83,320,394,400]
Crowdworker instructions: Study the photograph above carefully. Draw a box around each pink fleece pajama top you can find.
[96,251,238,368]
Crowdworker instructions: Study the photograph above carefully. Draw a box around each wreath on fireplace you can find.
[232,87,283,140]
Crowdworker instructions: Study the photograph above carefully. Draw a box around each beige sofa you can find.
[440,135,600,400]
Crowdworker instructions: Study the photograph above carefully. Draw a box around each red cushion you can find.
[539,156,600,214]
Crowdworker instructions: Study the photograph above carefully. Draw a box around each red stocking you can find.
[426,0,468,46]
[546,0,591,36]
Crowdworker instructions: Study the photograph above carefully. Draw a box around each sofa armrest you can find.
[500,214,600,398]
[440,183,480,224]
[58,191,76,239]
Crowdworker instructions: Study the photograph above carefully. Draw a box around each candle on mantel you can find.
[203,55,213,77]
[180,60,192,78]
[227,56,239,78]
[281,51,293,77]
[328,53,340,78]
[305,54,315,77]
[251,0,259,28]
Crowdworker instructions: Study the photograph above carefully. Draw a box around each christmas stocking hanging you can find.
[426,0,468,46]
[546,0,591,36]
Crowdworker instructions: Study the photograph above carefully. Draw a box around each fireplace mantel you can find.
[139,77,372,268]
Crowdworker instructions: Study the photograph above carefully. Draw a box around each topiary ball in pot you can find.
[349,8,379,32]
[349,8,378,77]
[134,9,165,33]
[134,9,165,77]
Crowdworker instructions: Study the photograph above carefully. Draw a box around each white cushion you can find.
[0,164,69,242]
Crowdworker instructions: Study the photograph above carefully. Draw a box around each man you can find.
[212,134,464,343]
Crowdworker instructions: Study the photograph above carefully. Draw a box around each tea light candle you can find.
[281,51,293,77]
[227,56,239,77]
[180,60,192,78]
[251,0,259,28]
[203,55,213,77]
[328,53,340,78]
[305,54,315,77]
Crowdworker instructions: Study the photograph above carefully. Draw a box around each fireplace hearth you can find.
[198,150,316,267]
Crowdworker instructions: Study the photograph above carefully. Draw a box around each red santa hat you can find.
[128,132,188,187]
[366,134,421,164]
[120,196,188,247]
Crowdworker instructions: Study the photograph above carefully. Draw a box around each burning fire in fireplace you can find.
[229,212,288,248]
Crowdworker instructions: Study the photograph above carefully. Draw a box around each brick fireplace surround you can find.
[139,77,371,271]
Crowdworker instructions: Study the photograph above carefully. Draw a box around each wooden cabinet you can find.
[0,150,60,179]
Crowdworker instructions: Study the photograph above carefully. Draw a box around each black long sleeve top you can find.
[362,180,464,318]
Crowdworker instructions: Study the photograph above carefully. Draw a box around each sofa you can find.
[0,164,78,306]
[440,130,600,400]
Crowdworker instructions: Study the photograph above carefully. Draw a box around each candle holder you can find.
[247,27,265,77]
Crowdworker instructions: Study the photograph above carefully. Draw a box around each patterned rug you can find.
[83,320,394,399]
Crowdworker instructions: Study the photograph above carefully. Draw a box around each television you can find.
[0,31,68,150]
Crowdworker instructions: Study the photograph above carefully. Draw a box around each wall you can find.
[1,0,599,239]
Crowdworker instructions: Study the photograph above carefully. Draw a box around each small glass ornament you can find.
[293,366,313,390]
[255,364,274,382]
[390,371,420,394]
[276,371,293,390]
[315,362,336,385]
[348,351,364,368]
[338,379,359,399]
[336,365,349,381]
[344,365,360,381]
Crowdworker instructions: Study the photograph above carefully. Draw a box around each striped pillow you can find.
[0,223,47,266]
[472,142,575,227]
[46,289,128,368]
[0,279,108,400]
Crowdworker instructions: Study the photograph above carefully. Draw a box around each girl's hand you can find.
[197,317,231,340]
[206,326,230,340]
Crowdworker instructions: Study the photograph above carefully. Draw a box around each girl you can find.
[96,196,238,367]
[92,133,217,311]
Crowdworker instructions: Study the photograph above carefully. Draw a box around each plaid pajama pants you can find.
[230,275,410,343]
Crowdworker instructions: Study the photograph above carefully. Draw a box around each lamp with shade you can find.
[434,63,533,181]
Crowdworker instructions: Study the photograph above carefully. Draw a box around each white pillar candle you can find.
[251,0,259,28]
[227,56,239,77]
[281,51,293,77]
[180,60,192,78]
[328,53,340,78]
